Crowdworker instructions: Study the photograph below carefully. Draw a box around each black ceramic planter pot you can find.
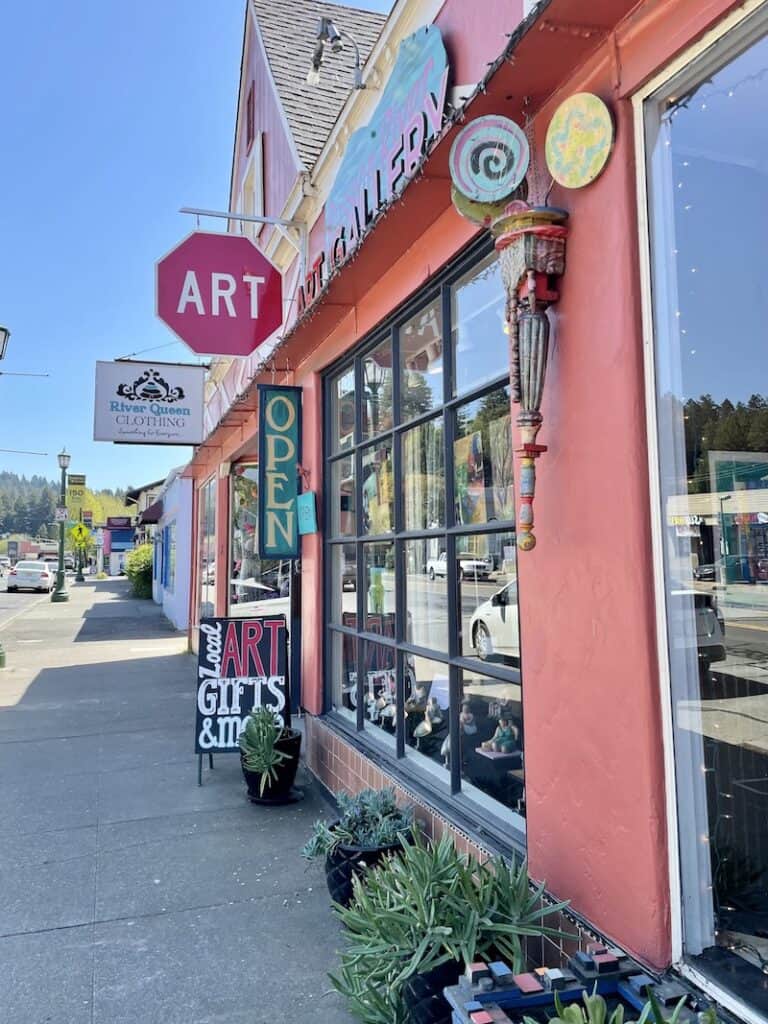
[325,828,410,907]
[240,729,302,804]
[402,960,462,1024]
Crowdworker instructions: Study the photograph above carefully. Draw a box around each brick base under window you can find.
[303,714,606,972]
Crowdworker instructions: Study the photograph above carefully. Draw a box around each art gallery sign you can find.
[296,25,449,315]
[93,361,206,445]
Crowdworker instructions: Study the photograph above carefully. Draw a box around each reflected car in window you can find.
[427,551,492,581]
[469,581,519,663]
[669,587,726,668]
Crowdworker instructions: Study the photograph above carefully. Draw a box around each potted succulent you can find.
[330,830,572,1024]
[302,787,414,907]
[238,706,301,804]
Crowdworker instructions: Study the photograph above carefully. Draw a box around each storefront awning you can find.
[138,500,163,525]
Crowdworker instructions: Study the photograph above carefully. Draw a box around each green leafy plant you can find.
[302,786,413,859]
[523,987,721,1024]
[330,829,573,1024]
[238,706,290,796]
[124,542,153,598]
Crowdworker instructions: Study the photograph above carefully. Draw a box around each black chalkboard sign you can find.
[195,615,289,754]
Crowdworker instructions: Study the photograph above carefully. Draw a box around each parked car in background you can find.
[7,560,56,593]
[427,551,493,581]
[469,580,520,663]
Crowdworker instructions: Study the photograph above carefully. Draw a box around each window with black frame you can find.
[325,247,526,827]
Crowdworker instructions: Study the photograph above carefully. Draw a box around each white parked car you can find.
[7,560,56,593]
[469,580,520,662]
[427,551,493,581]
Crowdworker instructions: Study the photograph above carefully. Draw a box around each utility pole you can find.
[51,450,71,603]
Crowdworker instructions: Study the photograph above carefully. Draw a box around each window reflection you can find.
[332,630,357,720]
[400,299,443,419]
[403,417,445,530]
[406,540,448,652]
[362,642,397,737]
[452,256,507,397]
[460,667,524,814]
[649,23,768,995]
[329,543,357,625]
[405,655,450,777]
[458,531,519,666]
[363,542,395,632]
[330,456,355,536]
[229,466,290,619]
[362,341,393,439]
[454,387,514,525]
[362,442,394,534]
[332,369,355,452]
[198,477,216,619]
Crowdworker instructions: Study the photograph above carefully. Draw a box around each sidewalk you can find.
[0,580,354,1024]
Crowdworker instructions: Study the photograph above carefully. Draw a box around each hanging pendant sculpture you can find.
[492,203,568,550]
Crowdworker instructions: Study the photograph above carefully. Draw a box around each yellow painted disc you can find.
[545,93,613,189]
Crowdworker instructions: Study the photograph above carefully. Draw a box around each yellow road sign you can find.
[71,523,90,544]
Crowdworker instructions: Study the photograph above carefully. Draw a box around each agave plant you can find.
[524,987,721,1024]
[330,829,573,1024]
[238,706,290,797]
[302,786,413,859]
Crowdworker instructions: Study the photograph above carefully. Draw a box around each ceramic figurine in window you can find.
[441,701,478,767]
[413,696,442,739]
[405,684,427,714]
[481,717,518,753]
[459,700,477,736]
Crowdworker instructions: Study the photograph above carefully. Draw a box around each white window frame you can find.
[634,2,768,1020]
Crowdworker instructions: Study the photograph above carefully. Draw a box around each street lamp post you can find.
[51,449,71,603]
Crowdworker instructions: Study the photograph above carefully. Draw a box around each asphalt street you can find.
[0,577,47,629]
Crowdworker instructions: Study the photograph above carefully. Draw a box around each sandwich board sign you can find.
[195,615,289,782]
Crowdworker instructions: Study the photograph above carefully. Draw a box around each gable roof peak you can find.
[250,0,387,170]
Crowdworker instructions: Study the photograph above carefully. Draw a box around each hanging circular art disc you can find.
[449,115,530,203]
[545,93,614,189]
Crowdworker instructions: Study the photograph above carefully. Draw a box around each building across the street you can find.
[178,1,768,1020]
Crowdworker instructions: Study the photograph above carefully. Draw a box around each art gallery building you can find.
[183,0,768,1018]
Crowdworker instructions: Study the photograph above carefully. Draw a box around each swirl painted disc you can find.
[545,93,613,189]
[449,115,530,203]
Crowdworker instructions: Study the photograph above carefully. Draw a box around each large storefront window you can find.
[645,8,768,1006]
[325,244,525,836]
[229,465,290,620]
[198,477,216,619]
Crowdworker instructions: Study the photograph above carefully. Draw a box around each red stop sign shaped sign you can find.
[156,231,283,357]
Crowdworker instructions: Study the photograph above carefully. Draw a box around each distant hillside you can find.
[0,471,132,538]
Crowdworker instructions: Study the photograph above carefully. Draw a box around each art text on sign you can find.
[195,616,289,754]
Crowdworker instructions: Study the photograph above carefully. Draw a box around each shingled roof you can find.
[251,0,387,171]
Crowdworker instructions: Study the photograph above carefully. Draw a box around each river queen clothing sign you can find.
[195,616,289,753]
[258,384,302,558]
[93,360,205,445]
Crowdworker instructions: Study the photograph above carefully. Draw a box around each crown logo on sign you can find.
[116,369,185,402]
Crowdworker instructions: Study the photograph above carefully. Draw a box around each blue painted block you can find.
[628,973,655,995]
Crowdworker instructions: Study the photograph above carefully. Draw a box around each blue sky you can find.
[0,0,391,490]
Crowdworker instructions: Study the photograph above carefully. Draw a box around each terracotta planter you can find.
[240,729,301,804]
